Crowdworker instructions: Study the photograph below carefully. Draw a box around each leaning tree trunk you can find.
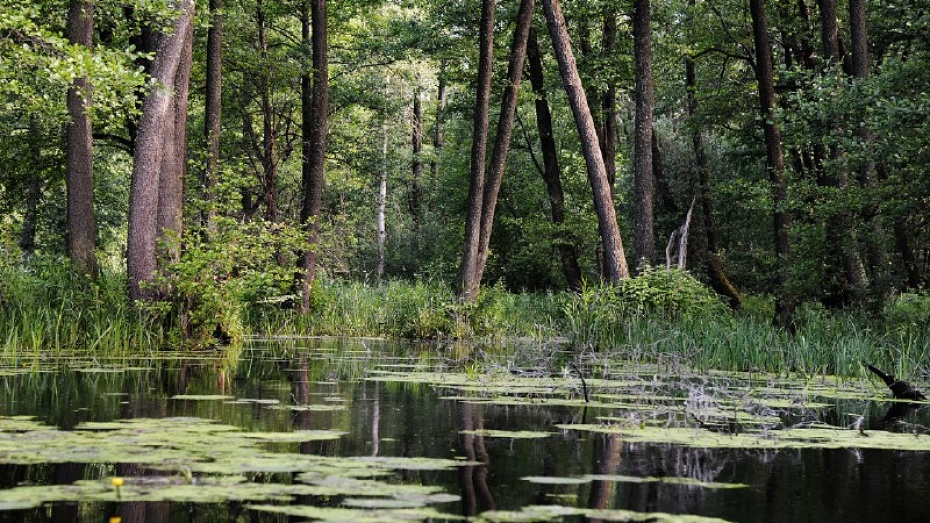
[632,0,656,268]
[541,0,629,282]
[298,0,328,313]
[127,0,194,302]
[66,0,97,276]
[473,0,535,289]
[202,0,222,232]
[749,0,795,329]
[527,28,584,291]
[456,0,495,301]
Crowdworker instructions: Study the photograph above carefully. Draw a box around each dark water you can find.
[1,338,929,523]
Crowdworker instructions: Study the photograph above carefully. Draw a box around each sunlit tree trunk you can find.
[527,29,583,291]
[457,0,495,301]
[298,0,328,313]
[66,0,97,275]
[749,0,795,329]
[127,0,195,302]
[541,0,629,282]
[473,0,535,288]
[376,124,388,280]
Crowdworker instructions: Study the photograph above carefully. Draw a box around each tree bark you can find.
[599,10,618,188]
[430,73,446,183]
[66,0,97,276]
[686,57,741,308]
[527,29,583,291]
[633,0,656,268]
[203,0,222,231]
[257,2,278,223]
[456,0,495,300]
[849,0,887,292]
[410,89,423,256]
[473,0,535,289]
[541,0,629,282]
[127,0,194,302]
[749,0,795,329]
[298,0,328,313]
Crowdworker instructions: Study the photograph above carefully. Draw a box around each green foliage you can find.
[155,217,306,348]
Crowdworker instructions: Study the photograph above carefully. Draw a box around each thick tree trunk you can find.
[157,17,193,267]
[127,0,194,302]
[686,57,741,308]
[541,0,629,282]
[527,29,583,291]
[456,0,495,300]
[66,0,97,275]
[410,89,423,255]
[749,0,794,328]
[632,0,656,268]
[203,0,222,231]
[298,0,328,313]
[473,0,535,289]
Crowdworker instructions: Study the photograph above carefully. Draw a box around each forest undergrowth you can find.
[2,256,929,382]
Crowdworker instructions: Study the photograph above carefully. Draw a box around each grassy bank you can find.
[2,257,929,381]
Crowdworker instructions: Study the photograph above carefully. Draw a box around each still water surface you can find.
[1,338,929,522]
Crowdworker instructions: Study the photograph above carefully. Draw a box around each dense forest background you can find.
[1,0,929,344]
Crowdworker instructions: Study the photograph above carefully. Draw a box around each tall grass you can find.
[0,257,164,358]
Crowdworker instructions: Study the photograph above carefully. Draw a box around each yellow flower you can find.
[111,477,124,487]
[109,518,122,523]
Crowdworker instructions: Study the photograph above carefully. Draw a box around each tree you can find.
[127,0,195,301]
[410,88,423,255]
[541,0,629,282]
[632,0,656,268]
[527,28,583,291]
[298,0,329,313]
[473,0,535,291]
[456,0,495,301]
[749,0,794,328]
[203,0,223,231]
[66,0,97,275]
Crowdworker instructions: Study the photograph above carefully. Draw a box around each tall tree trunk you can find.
[124,6,158,152]
[66,0,97,275]
[849,0,887,293]
[376,124,388,280]
[157,17,193,267]
[410,89,423,256]
[257,2,278,222]
[430,73,446,183]
[203,0,222,231]
[749,0,795,329]
[456,0,495,300]
[686,57,741,308]
[541,0,629,282]
[298,0,328,313]
[599,9,618,187]
[633,0,656,268]
[818,0,869,304]
[473,0,535,289]
[127,0,194,302]
[527,29,583,291]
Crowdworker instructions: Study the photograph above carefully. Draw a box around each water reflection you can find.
[1,340,930,523]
